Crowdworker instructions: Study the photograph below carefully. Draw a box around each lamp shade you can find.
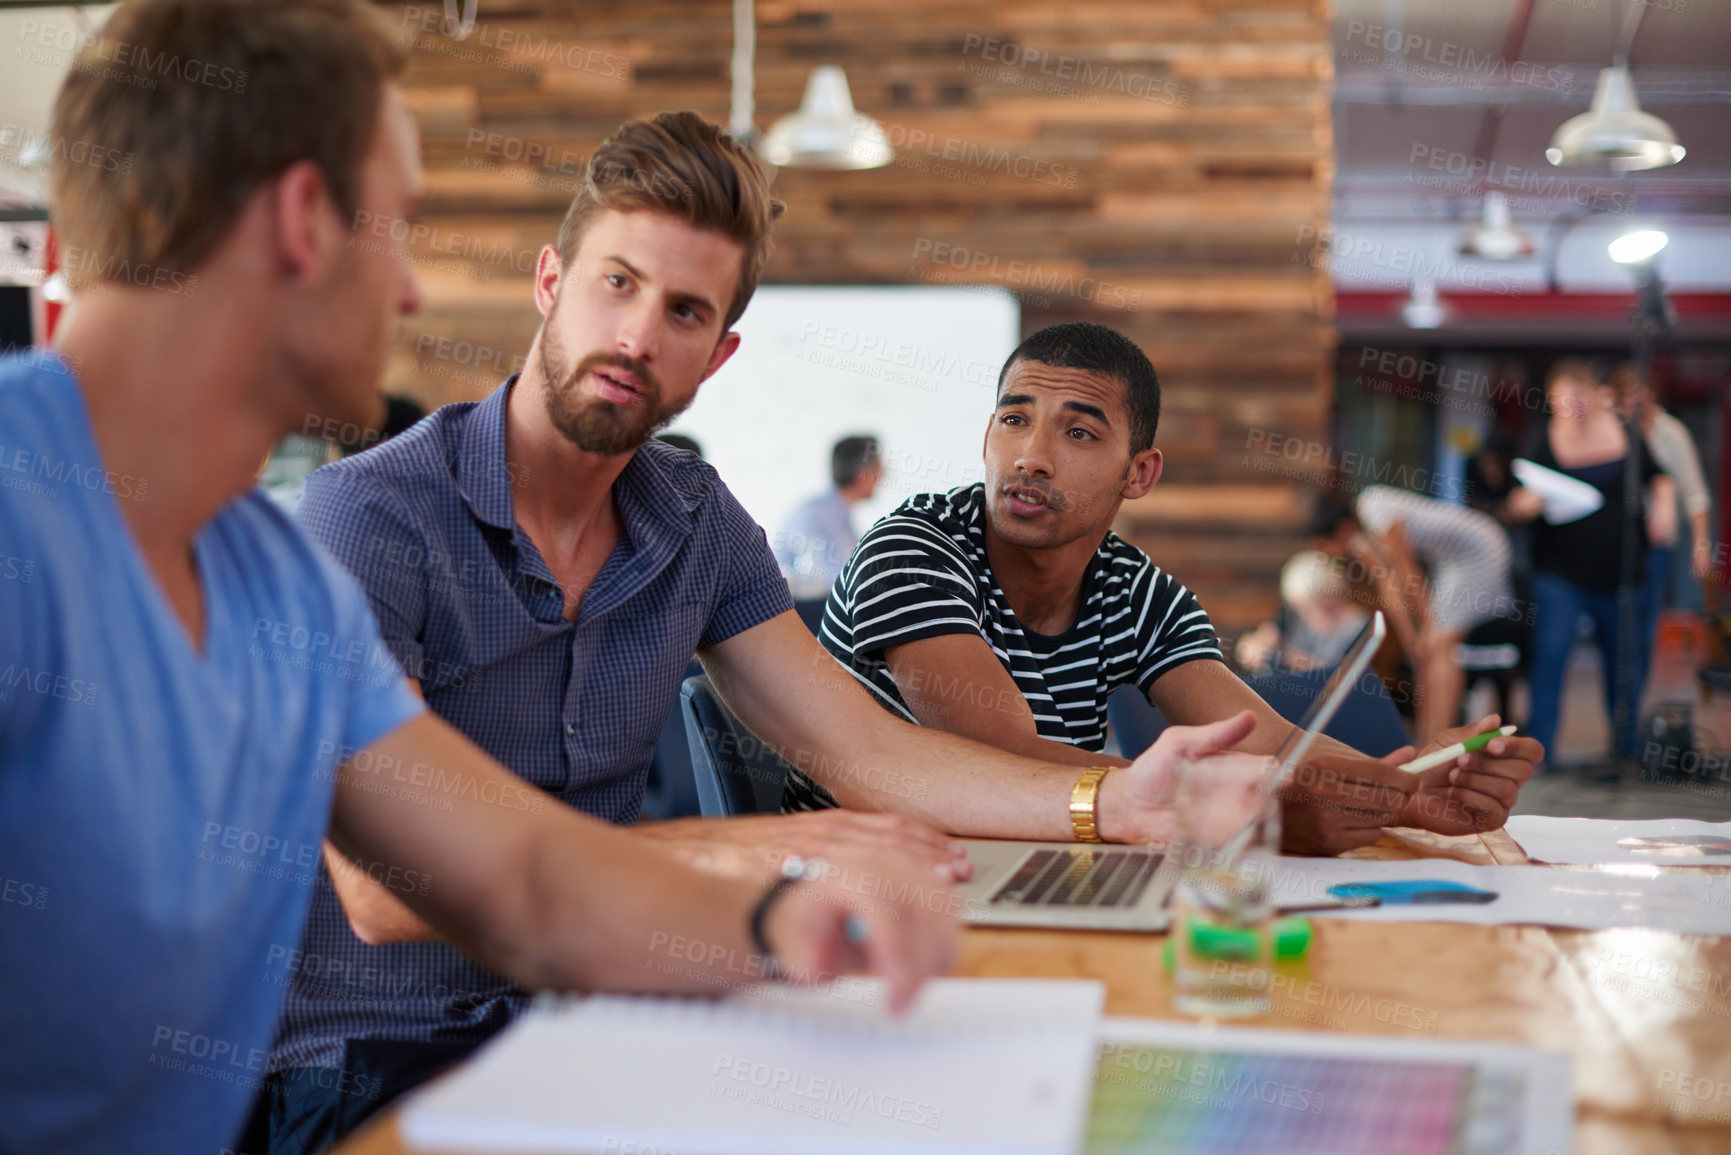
[1401,282,1447,330]
[761,65,893,170]
[1546,66,1685,171]
[1460,193,1534,260]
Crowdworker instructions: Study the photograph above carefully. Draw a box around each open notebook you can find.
[401,978,1106,1155]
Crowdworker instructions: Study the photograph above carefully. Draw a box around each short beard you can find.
[539,337,684,456]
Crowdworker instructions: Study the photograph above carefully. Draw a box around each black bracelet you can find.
[749,876,799,962]
[749,856,826,973]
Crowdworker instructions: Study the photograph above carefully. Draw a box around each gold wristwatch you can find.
[1069,766,1112,842]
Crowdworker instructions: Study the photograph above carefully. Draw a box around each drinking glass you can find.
[1167,754,1279,1017]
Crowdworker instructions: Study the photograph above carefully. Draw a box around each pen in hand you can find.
[1397,725,1518,775]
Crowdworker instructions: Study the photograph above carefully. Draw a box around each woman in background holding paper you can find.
[1503,360,1675,768]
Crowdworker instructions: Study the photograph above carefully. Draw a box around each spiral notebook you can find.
[401,978,1106,1155]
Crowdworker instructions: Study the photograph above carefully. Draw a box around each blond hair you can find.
[51,0,407,290]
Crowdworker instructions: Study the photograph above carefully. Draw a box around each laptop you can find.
[956,840,1175,930]
[955,612,1388,931]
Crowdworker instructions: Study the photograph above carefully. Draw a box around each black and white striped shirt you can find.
[783,484,1222,811]
[1354,485,1513,634]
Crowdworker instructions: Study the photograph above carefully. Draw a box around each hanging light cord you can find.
[1612,0,1645,68]
[730,0,756,140]
[443,0,478,41]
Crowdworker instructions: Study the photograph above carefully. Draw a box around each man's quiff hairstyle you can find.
[555,112,784,332]
[50,0,408,291]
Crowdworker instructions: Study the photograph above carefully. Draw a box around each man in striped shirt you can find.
[788,323,1543,854]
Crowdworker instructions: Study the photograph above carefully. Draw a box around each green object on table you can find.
[1161,916,1312,969]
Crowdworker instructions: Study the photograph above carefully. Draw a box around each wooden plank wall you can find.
[384,0,1335,641]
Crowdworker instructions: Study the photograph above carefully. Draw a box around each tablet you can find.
[1269,609,1388,788]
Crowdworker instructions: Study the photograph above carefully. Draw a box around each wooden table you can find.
[338,828,1731,1155]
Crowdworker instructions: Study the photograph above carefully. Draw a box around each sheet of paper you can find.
[1269,855,1731,936]
[1087,1018,1571,1155]
[1511,458,1604,524]
[402,978,1105,1155]
[1507,815,1731,866]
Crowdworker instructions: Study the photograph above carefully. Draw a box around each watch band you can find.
[1069,766,1112,842]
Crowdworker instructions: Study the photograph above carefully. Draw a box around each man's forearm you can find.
[329,717,778,996]
[501,820,767,993]
[807,712,1090,840]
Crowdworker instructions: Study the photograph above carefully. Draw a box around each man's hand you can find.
[1098,711,1262,844]
[636,811,972,885]
[1383,714,1541,837]
[760,844,961,1015]
[1278,752,1416,856]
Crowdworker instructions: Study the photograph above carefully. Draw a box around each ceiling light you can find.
[1459,193,1534,260]
[1401,282,1447,330]
[761,66,893,170]
[1608,228,1668,264]
[1546,66,1685,172]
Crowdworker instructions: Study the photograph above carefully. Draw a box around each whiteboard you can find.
[664,286,1020,537]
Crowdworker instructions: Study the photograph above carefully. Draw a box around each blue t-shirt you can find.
[0,352,424,1155]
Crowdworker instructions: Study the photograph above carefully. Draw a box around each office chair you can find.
[1107,664,1411,760]
[639,661,705,821]
[679,675,795,817]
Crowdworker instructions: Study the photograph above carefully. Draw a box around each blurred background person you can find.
[1235,547,1370,675]
[1311,487,1515,745]
[262,393,427,512]
[1506,360,1675,769]
[1466,428,1522,527]
[774,434,881,600]
[337,394,428,457]
[655,432,704,457]
[1609,363,1714,629]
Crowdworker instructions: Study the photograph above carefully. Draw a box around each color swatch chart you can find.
[1085,1043,1524,1155]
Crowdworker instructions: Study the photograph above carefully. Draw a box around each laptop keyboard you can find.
[987,848,1162,908]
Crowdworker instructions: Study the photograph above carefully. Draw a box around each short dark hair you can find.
[338,394,425,456]
[656,432,704,458]
[831,435,880,489]
[1307,492,1358,538]
[997,323,1161,454]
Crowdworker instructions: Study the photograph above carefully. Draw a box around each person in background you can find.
[655,431,703,457]
[262,393,427,515]
[1234,548,1370,674]
[774,434,881,599]
[337,393,427,456]
[1465,428,1521,528]
[1609,363,1714,628]
[1310,487,1516,746]
[1505,359,1675,767]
